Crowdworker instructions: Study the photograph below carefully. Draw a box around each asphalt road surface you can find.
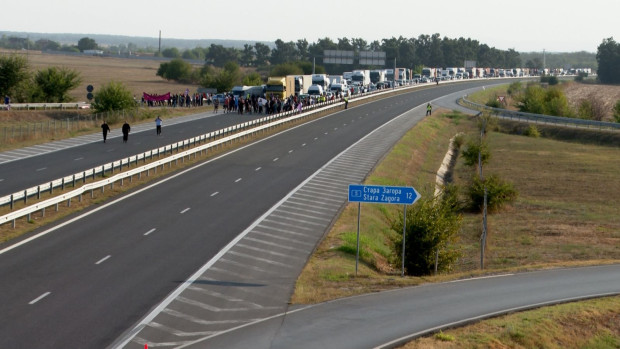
[4,80,612,349]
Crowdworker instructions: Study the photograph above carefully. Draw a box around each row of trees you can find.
[0,55,81,102]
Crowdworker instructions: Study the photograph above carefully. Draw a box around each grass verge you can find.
[292,109,619,304]
[400,295,620,349]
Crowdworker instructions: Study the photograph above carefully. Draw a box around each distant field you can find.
[1,49,201,102]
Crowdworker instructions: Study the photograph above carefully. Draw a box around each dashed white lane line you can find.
[288,150,293,153]
[235,178,242,183]
[255,167,261,171]
[144,228,156,236]
[74,157,84,161]
[29,292,51,305]
[273,158,279,162]
[96,255,111,265]
[180,208,191,214]
[36,167,47,171]
[301,143,306,147]
[210,192,219,197]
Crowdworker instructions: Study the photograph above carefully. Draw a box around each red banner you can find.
[143,92,171,102]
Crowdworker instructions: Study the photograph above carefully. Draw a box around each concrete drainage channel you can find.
[113,104,429,349]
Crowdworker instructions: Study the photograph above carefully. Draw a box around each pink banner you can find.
[143,92,171,102]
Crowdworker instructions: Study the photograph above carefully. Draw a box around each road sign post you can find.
[348,184,420,276]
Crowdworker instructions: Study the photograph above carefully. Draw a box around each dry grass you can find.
[400,295,620,349]
[292,111,620,305]
[1,49,201,101]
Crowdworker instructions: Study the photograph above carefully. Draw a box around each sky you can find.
[2,0,618,53]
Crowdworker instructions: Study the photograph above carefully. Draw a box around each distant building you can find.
[83,49,104,56]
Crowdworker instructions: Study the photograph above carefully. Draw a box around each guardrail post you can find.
[55,203,59,212]
[10,194,14,210]
[62,178,65,190]
[24,190,27,205]
[67,198,71,207]
[83,171,86,184]
[42,207,45,217]
[72,175,76,188]
[79,194,82,202]
[37,186,41,200]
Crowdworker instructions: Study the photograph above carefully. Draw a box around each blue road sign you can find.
[348,184,420,205]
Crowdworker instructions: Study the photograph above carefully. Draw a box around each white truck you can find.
[330,82,349,97]
[311,74,330,91]
[369,70,386,84]
[421,67,436,81]
[295,75,312,95]
[307,84,324,96]
[351,70,370,86]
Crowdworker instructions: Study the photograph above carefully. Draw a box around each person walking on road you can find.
[101,121,111,143]
[155,116,162,135]
[426,103,432,116]
[4,95,10,110]
[344,96,349,109]
[122,121,130,143]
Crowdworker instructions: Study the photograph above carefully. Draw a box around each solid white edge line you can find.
[144,228,156,236]
[180,208,190,214]
[29,292,51,305]
[114,102,430,349]
[373,292,620,349]
[96,255,111,265]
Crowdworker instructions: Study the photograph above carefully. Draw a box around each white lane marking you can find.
[36,167,47,171]
[96,255,111,265]
[210,192,219,197]
[144,228,156,236]
[273,158,279,162]
[301,143,306,147]
[29,292,51,305]
[235,178,242,183]
[255,167,261,171]
[288,150,293,153]
[74,157,84,161]
[180,208,191,214]
[0,179,4,182]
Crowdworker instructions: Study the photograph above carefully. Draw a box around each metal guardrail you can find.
[3,102,90,110]
[459,97,620,131]
[2,77,482,227]
[1,83,418,227]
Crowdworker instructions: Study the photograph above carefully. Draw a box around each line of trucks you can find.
[231,65,582,100]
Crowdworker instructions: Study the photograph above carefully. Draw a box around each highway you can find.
[1,80,615,349]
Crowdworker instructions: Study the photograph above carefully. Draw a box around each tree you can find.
[254,42,271,66]
[92,81,136,113]
[0,54,30,98]
[161,47,181,58]
[596,37,620,84]
[391,193,462,276]
[157,58,194,83]
[205,44,240,67]
[33,67,82,102]
[270,62,303,77]
[77,37,98,52]
[270,39,299,65]
[240,44,255,67]
[242,72,263,86]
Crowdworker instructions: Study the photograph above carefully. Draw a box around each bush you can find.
[391,193,462,276]
[523,124,540,137]
[92,81,136,113]
[467,174,518,213]
[460,139,490,167]
[613,100,620,123]
[485,97,501,108]
[452,133,465,150]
